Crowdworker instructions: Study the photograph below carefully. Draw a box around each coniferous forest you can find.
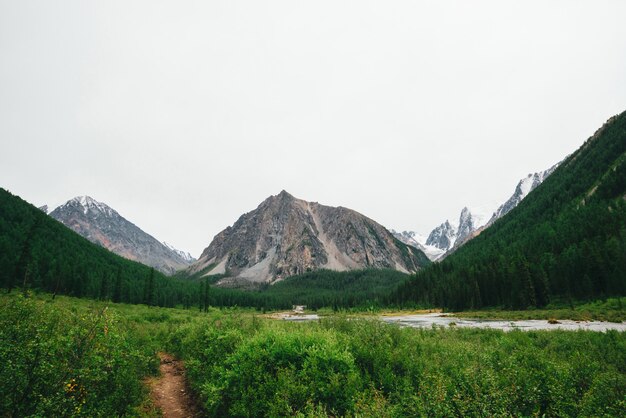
[393,112,626,311]
[0,188,410,310]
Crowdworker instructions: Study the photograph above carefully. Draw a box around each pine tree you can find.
[112,267,122,303]
[203,277,210,312]
[144,268,155,306]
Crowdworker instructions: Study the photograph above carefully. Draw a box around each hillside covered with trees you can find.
[393,112,626,310]
[0,188,199,307]
[0,188,413,310]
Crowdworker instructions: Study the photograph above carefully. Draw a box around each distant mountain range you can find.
[40,162,558,279]
[187,190,430,286]
[393,164,559,260]
[48,196,195,275]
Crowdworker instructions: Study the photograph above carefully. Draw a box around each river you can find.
[281,312,626,331]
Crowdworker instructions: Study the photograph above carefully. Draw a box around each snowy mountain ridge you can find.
[395,163,559,260]
[390,230,446,261]
[162,242,196,263]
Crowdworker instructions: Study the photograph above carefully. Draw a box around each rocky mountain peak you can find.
[425,220,457,251]
[391,229,446,261]
[277,189,294,199]
[49,197,195,274]
[62,195,118,218]
[189,192,430,285]
[489,163,560,222]
[457,207,477,243]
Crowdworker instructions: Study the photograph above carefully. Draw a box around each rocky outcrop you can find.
[391,230,446,261]
[50,196,195,275]
[189,191,429,285]
[426,220,457,251]
[489,163,560,223]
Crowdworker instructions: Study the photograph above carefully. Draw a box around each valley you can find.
[1,111,625,416]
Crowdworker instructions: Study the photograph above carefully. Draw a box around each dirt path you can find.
[149,352,201,418]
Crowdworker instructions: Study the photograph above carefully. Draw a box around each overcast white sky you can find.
[1,0,625,257]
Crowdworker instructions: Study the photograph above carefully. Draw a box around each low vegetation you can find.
[2,292,624,417]
[0,294,158,416]
[452,297,626,323]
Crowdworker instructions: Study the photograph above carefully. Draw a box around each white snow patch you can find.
[162,241,196,262]
[66,196,117,217]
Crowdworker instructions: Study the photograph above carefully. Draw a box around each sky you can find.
[1,0,625,257]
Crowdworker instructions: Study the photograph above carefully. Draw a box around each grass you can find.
[2,291,625,417]
[451,297,626,322]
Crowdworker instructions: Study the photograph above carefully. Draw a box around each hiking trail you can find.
[149,352,201,418]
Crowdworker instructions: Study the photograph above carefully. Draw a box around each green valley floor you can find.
[1,293,624,417]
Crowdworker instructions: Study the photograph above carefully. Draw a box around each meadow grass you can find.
[452,297,626,322]
[1,292,624,417]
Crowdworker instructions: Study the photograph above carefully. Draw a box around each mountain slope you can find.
[0,188,197,306]
[391,230,446,261]
[50,196,194,275]
[393,112,626,310]
[407,165,559,259]
[188,191,429,285]
[489,163,560,223]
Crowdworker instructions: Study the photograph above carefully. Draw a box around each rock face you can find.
[391,230,446,261]
[49,196,195,275]
[489,163,560,223]
[189,191,429,285]
[400,164,559,259]
[426,220,457,251]
[422,208,488,254]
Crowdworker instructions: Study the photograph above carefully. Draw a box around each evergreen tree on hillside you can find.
[392,111,626,310]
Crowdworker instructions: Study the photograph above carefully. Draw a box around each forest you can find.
[0,188,416,311]
[392,112,626,311]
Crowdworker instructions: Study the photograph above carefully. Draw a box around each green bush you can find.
[169,316,626,417]
[0,295,151,417]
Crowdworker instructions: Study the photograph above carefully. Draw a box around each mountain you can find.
[162,242,195,263]
[393,111,626,310]
[0,188,200,307]
[392,207,489,261]
[489,163,560,223]
[426,220,457,251]
[448,166,559,252]
[49,196,195,275]
[188,190,429,286]
[391,230,445,261]
[421,208,489,254]
[400,165,558,259]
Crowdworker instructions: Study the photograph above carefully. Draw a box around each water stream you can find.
[381,313,626,332]
[282,312,626,332]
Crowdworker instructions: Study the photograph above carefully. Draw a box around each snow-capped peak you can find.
[162,242,196,263]
[425,220,457,251]
[63,196,117,217]
[390,229,446,261]
[490,162,560,222]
